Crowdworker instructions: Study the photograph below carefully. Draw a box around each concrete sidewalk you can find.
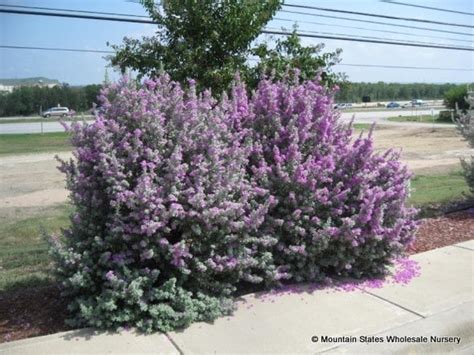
[1,241,472,354]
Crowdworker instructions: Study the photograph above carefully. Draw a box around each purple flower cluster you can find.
[52,73,417,332]
[223,75,418,281]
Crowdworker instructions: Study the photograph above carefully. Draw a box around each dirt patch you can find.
[370,126,473,173]
[0,152,71,205]
[0,189,69,209]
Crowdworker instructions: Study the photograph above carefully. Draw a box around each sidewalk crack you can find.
[165,333,184,355]
[357,288,426,319]
[452,245,473,251]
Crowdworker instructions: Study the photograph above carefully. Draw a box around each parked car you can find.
[91,106,106,116]
[386,102,400,108]
[411,99,424,106]
[42,107,72,118]
[402,99,424,108]
[334,103,353,110]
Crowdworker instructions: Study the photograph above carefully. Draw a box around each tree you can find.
[0,85,103,117]
[454,90,474,195]
[444,85,470,111]
[110,0,282,94]
[335,82,463,103]
[249,28,344,89]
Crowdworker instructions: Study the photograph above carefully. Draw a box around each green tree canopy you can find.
[444,85,470,111]
[110,1,345,93]
[250,28,344,88]
[110,0,282,93]
[0,84,102,117]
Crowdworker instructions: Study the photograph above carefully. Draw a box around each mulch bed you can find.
[0,285,70,343]
[1,210,472,344]
[408,210,474,254]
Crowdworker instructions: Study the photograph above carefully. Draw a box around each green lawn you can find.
[352,123,372,130]
[0,132,72,155]
[387,114,453,124]
[0,204,72,291]
[409,170,469,207]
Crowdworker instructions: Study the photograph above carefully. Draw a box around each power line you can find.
[283,3,474,28]
[273,17,474,44]
[280,10,473,37]
[0,4,149,18]
[0,8,155,24]
[0,8,472,51]
[248,57,473,71]
[272,27,473,50]
[2,4,472,38]
[0,45,114,54]
[5,45,471,73]
[263,29,474,51]
[380,1,474,16]
[126,0,161,5]
[335,63,474,71]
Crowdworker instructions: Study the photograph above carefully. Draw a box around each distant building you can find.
[0,84,15,93]
[0,77,60,93]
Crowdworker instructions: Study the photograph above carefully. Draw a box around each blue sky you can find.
[0,0,473,85]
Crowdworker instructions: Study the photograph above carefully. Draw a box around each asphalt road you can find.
[0,109,447,134]
[339,108,454,128]
[0,120,92,134]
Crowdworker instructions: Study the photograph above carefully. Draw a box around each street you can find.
[0,109,446,134]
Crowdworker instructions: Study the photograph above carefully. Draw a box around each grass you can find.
[352,123,372,130]
[0,116,92,124]
[0,132,72,155]
[409,170,470,207]
[0,204,73,291]
[387,114,453,124]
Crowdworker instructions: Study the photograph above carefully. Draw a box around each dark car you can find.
[334,103,353,110]
[386,102,400,108]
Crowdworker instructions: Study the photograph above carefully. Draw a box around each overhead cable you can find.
[280,10,473,37]
[0,8,472,51]
[283,3,474,28]
[379,0,474,16]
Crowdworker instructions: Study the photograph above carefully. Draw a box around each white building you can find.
[0,78,59,93]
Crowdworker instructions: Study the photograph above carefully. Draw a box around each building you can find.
[0,77,60,93]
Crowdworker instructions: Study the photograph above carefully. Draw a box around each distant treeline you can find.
[335,82,471,103]
[1,81,471,117]
[0,84,101,117]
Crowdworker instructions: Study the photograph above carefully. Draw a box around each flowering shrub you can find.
[52,73,417,332]
[54,76,278,332]
[223,75,417,282]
